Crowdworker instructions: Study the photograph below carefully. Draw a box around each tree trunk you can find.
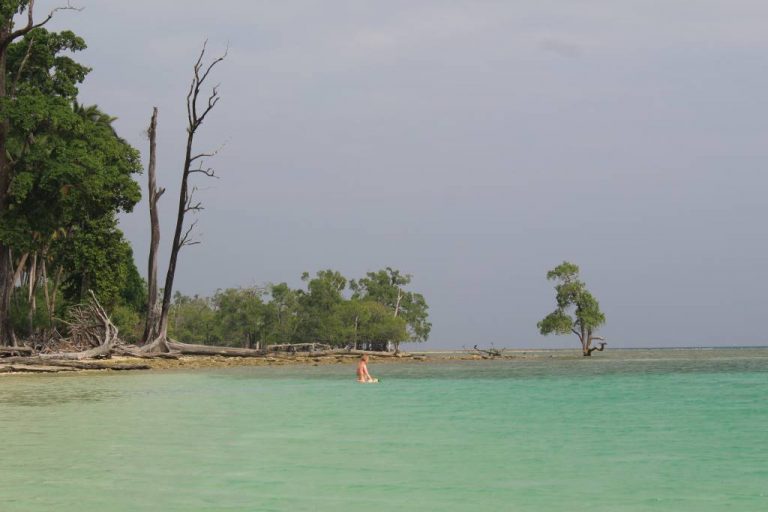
[27,252,38,333]
[0,22,13,346]
[141,107,163,345]
[145,44,225,353]
[579,326,589,356]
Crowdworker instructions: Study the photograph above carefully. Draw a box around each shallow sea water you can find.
[0,348,766,511]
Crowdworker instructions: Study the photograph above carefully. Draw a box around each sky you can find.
[41,0,768,349]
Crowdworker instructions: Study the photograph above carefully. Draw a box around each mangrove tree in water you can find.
[538,261,606,356]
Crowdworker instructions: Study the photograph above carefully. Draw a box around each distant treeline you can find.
[159,268,430,351]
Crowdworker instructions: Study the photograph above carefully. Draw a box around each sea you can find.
[0,347,766,511]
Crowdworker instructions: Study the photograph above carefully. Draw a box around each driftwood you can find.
[472,345,504,358]
[0,346,33,356]
[337,349,404,358]
[266,343,332,353]
[41,291,118,360]
[164,341,265,357]
[0,356,151,371]
[0,365,76,373]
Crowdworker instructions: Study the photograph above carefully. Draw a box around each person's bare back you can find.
[356,355,378,383]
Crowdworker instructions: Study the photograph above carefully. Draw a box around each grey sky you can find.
[45,1,768,348]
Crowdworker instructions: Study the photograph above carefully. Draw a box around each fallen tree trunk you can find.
[113,344,180,359]
[472,344,504,357]
[0,357,151,371]
[166,341,266,357]
[338,349,405,358]
[0,346,33,356]
[0,364,77,373]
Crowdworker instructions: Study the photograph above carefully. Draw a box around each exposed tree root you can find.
[585,342,607,356]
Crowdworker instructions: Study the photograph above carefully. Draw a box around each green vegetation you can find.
[168,268,430,350]
[538,261,606,356]
[1,7,143,345]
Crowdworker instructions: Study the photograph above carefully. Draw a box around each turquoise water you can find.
[1,348,766,511]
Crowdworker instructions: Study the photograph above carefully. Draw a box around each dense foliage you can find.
[168,268,430,350]
[0,24,144,341]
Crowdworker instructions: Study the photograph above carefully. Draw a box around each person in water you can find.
[357,355,377,383]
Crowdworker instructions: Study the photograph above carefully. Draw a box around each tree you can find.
[166,292,217,345]
[1,25,141,344]
[212,287,265,349]
[263,282,301,344]
[141,107,163,344]
[296,269,347,344]
[538,261,607,356]
[350,267,431,351]
[146,42,226,352]
[0,1,80,344]
[334,299,407,350]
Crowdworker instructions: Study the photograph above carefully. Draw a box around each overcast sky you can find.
[43,1,768,349]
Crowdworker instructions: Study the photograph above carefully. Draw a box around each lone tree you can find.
[538,261,606,356]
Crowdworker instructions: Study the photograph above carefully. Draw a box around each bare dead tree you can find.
[0,1,80,346]
[144,42,226,353]
[140,107,164,344]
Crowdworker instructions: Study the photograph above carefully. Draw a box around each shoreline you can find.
[0,350,545,375]
[3,346,766,375]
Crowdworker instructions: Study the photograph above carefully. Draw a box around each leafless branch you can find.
[183,186,205,213]
[179,220,200,247]
[189,163,217,178]
[2,1,82,49]
[190,140,227,163]
[186,41,228,132]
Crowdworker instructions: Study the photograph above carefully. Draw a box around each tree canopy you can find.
[0,23,144,343]
[168,268,428,351]
[538,261,606,356]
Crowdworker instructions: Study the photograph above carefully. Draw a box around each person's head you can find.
[361,355,369,362]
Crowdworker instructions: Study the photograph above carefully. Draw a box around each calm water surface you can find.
[0,348,766,511]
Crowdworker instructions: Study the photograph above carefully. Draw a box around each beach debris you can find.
[472,344,505,358]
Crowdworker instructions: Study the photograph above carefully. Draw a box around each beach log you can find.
[0,358,151,371]
[165,341,266,357]
[0,346,34,356]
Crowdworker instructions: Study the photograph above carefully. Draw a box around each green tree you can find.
[263,282,301,344]
[0,6,83,343]
[1,27,142,340]
[167,292,218,345]
[212,287,265,349]
[296,269,347,344]
[350,267,431,351]
[334,299,407,350]
[538,261,607,356]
